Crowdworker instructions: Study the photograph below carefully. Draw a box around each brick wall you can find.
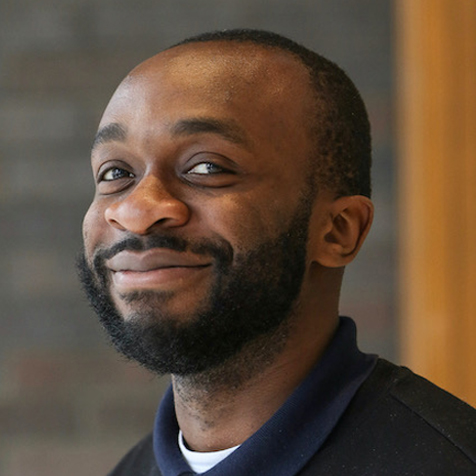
[0,1,394,474]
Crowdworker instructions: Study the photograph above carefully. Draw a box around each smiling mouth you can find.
[106,249,212,292]
[112,265,210,289]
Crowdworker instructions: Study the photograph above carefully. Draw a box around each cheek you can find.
[82,203,105,257]
[196,193,285,252]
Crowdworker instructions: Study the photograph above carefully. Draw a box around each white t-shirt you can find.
[178,430,240,474]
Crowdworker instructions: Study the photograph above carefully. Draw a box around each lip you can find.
[106,249,211,291]
[106,249,210,272]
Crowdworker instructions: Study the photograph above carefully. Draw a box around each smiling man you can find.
[78,30,476,475]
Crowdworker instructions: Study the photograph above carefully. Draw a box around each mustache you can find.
[91,234,234,273]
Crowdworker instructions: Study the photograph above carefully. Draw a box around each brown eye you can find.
[101,167,134,182]
[187,162,226,175]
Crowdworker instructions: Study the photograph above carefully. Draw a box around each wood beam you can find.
[396,0,476,405]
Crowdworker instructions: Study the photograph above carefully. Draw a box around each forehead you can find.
[98,42,314,162]
[124,42,310,104]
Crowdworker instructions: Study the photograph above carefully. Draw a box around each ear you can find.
[310,195,374,268]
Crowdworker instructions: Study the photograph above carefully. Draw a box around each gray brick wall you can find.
[0,1,394,474]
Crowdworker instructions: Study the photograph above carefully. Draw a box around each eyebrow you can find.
[91,117,251,152]
[170,117,251,149]
[91,123,127,151]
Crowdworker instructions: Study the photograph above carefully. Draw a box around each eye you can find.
[186,162,226,175]
[96,164,135,195]
[182,153,239,188]
[100,167,134,182]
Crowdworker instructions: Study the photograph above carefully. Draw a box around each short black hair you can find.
[174,29,372,198]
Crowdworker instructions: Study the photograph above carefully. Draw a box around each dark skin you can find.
[83,42,373,452]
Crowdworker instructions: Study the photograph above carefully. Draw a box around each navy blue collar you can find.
[154,317,377,476]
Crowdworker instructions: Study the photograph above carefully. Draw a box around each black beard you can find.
[77,203,311,378]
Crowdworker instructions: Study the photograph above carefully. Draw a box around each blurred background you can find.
[0,1,474,474]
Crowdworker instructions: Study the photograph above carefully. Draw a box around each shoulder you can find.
[107,433,161,476]
[303,359,476,475]
[380,359,476,455]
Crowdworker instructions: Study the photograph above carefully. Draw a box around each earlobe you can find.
[312,195,374,268]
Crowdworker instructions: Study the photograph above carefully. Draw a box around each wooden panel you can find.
[396,0,476,405]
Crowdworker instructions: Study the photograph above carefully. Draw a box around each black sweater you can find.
[108,320,476,476]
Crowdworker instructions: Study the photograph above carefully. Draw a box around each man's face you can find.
[80,43,318,375]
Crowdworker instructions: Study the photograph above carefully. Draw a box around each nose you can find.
[104,175,190,234]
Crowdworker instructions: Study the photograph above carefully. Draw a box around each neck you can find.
[172,296,339,452]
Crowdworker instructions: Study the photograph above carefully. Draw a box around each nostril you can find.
[104,191,191,234]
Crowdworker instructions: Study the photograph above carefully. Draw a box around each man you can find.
[78,30,476,475]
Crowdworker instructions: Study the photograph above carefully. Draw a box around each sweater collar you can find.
[154,316,377,476]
